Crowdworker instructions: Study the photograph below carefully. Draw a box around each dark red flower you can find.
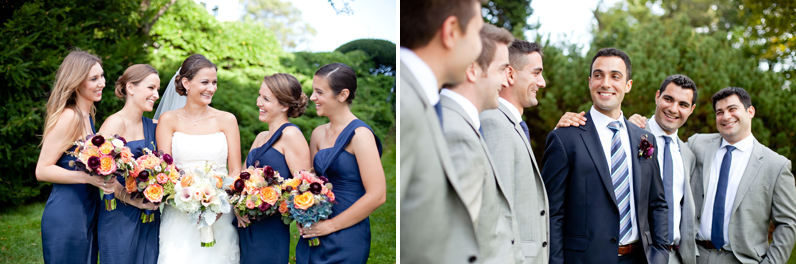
[263,166,275,178]
[638,138,655,159]
[118,136,127,145]
[239,171,251,180]
[162,154,173,165]
[233,179,245,192]
[309,182,322,194]
[91,135,105,146]
[87,156,101,170]
[259,202,271,212]
[138,170,150,181]
[318,176,329,184]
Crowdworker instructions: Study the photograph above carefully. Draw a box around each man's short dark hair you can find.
[590,48,632,81]
[508,40,543,70]
[401,0,483,49]
[711,87,753,111]
[659,74,697,105]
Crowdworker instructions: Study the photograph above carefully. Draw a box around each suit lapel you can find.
[730,139,764,215]
[497,103,538,171]
[702,137,721,195]
[580,112,616,205]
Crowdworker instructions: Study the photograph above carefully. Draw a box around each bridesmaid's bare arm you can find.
[282,125,312,173]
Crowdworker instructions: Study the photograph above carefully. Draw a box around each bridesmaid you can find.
[97,64,161,264]
[297,63,386,264]
[236,73,311,264]
[35,49,117,264]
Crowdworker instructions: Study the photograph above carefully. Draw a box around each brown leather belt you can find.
[618,243,639,256]
[696,240,723,251]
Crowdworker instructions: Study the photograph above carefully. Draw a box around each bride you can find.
[154,54,241,263]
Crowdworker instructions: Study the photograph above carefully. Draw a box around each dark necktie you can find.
[607,121,631,243]
[711,145,736,250]
[662,136,674,244]
[519,120,530,142]
[434,101,443,129]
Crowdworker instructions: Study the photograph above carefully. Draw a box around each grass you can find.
[0,135,396,264]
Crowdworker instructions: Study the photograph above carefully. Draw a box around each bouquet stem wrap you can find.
[141,210,156,223]
[308,237,320,246]
[103,191,116,211]
[199,226,215,247]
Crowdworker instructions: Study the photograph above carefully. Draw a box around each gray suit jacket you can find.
[441,96,515,263]
[688,133,796,264]
[644,124,698,264]
[481,103,550,264]
[399,62,480,263]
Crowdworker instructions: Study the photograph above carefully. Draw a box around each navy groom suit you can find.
[542,112,670,264]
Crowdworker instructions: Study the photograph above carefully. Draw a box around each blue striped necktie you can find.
[662,136,674,245]
[608,121,631,243]
[712,145,736,250]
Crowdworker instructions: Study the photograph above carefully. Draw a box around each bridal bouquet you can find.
[68,133,136,211]
[124,148,178,223]
[280,170,335,246]
[229,165,285,224]
[163,163,233,247]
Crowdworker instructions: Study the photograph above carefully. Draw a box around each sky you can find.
[526,0,622,54]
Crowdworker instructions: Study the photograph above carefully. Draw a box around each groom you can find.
[541,48,670,264]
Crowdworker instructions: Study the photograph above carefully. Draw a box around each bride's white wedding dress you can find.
[158,132,239,263]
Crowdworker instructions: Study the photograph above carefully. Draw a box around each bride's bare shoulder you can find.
[210,108,238,126]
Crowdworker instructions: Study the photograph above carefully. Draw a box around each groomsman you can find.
[440,23,515,263]
[542,48,670,264]
[399,0,484,263]
[687,87,796,264]
[480,40,549,264]
[562,75,702,264]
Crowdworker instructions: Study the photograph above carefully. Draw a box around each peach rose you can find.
[294,192,314,210]
[283,178,301,189]
[259,186,280,205]
[99,141,114,155]
[245,198,256,209]
[244,181,258,196]
[168,166,180,183]
[278,199,289,214]
[144,183,163,203]
[181,173,194,187]
[98,155,117,175]
[125,176,137,193]
[78,145,99,164]
[156,173,168,184]
[327,191,335,202]
[119,147,134,163]
[213,175,223,189]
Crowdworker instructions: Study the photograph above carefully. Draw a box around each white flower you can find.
[112,139,124,148]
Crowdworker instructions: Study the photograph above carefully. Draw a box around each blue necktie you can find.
[607,121,631,243]
[519,120,530,142]
[662,136,674,245]
[712,145,736,250]
[434,101,443,129]
[478,126,484,135]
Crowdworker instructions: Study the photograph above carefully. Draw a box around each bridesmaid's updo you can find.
[114,64,158,99]
[174,54,217,96]
[263,73,308,118]
[314,63,357,104]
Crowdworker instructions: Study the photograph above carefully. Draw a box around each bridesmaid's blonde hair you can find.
[41,49,102,153]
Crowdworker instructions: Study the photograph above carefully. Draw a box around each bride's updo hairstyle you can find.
[262,73,308,118]
[314,63,357,104]
[114,64,158,99]
[174,54,217,96]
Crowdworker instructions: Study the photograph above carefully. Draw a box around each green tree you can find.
[336,38,396,75]
[482,0,538,39]
[240,0,317,50]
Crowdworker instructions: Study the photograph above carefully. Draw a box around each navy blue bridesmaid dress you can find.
[296,119,382,264]
[41,117,100,264]
[237,123,298,264]
[98,116,159,264]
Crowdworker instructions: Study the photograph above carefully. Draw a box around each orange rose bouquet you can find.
[229,165,285,224]
[68,133,136,211]
[124,148,177,223]
[280,170,335,246]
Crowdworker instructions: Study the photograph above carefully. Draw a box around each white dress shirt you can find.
[697,134,755,249]
[648,116,685,245]
[440,88,481,130]
[400,47,440,106]
[589,106,638,245]
[498,97,522,121]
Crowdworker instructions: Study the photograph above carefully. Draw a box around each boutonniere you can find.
[638,135,654,159]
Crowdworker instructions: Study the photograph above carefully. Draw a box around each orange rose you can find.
[283,178,301,189]
[156,173,168,184]
[278,199,289,214]
[259,186,280,205]
[168,166,180,183]
[125,176,137,193]
[144,183,164,203]
[99,141,114,155]
[78,146,99,164]
[98,155,117,175]
[119,147,134,163]
[181,173,194,187]
[213,175,223,188]
[294,192,314,210]
[327,191,335,202]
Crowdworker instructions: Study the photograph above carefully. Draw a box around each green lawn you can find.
[0,135,396,264]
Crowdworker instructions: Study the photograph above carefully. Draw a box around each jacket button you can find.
[468,256,477,263]
[542,241,547,247]
[512,240,515,245]
[540,210,546,216]
[613,208,618,213]
[611,237,617,243]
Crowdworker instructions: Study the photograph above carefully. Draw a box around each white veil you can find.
[154,67,186,120]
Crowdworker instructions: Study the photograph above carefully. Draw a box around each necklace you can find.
[183,106,209,126]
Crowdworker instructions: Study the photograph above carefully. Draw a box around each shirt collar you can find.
[400,47,439,105]
[648,115,681,140]
[589,105,625,130]
[498,97,522,122]
[440,88,481,130]
[720,134,755,152]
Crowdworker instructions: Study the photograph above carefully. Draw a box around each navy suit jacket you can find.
[541,112,670,264]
